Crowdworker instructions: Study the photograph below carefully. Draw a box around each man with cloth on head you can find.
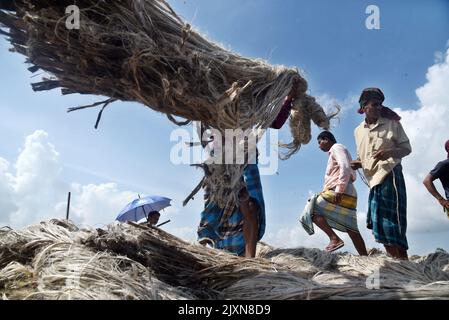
[351,87,412,260]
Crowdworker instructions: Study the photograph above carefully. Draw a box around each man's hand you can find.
[350,160,362,170]
[239,187,250,202]
[334,192,343,204]
[438,198,449,210]
[373,149,391,161]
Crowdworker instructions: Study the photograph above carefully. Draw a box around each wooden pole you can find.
[66,192,71,220]
[156,219,171,228]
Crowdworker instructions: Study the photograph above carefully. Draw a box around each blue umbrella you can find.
[116,195,171,222]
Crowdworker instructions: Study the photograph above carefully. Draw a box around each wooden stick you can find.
[66,192,71,220]
[156,220,171,227]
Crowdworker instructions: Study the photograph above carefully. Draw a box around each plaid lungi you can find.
[314,182,359,233]
[300,182,360,235]
[197,164,266,256]
[367,164,408,250]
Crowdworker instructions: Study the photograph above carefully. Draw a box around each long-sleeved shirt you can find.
[354,117,412,188]
[323,143,356,193]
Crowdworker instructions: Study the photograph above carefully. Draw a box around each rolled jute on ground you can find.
[0,0,334,210]
[1,220,448,300]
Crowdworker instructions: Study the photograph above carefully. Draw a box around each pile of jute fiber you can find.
[1,220,448,300]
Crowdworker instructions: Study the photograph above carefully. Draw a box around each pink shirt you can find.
[323,143,356,193]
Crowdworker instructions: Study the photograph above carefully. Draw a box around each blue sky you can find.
[1,0,448,255]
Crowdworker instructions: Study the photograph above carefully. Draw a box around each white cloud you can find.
[398,48,449,232]
[0,158,17,225]
[0,132,135,228]
[316,93,359,116]
[165,226,196,242]
[69,183,137,228]
[4,130,68,226]
[0,129,198,241]
[264,225,328,249]
[434,51,444,64]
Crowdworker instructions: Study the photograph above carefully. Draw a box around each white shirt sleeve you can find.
[332,144,352,193]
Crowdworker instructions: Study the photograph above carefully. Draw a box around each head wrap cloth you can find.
[358,87,401,121]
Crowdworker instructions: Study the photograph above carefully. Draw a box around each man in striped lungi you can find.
[301,131,368,255]
[351,88,412,260]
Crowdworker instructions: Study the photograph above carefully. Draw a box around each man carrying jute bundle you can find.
[197,140,266,258]
[198,81,301,258]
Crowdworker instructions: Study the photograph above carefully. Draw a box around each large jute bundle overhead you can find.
[0,0,332,209]
[1,220,449,299]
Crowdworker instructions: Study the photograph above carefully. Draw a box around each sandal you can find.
[326,241,344,252]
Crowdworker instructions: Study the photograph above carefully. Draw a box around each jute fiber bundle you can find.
[0,0,332,209]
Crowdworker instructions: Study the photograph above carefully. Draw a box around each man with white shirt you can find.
[301,131,368,255]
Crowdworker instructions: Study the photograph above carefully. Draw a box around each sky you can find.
[0,0,449,255]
